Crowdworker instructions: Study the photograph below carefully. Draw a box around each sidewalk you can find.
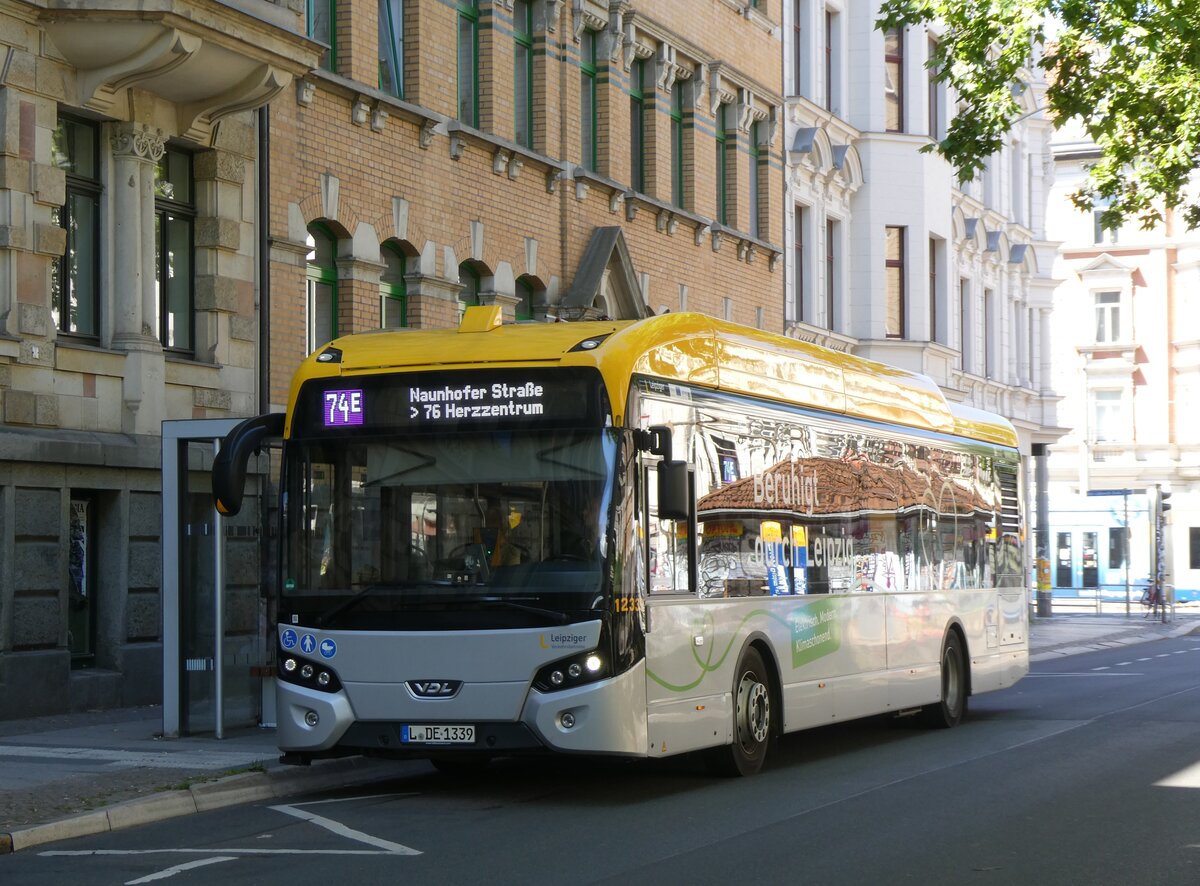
[3,609,1198,853]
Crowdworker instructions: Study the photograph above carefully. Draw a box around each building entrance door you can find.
[162,420,276,738]
[1056,531,1073,588]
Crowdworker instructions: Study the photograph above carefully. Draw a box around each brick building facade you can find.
[268,0,784,408]
[0,0,317,719]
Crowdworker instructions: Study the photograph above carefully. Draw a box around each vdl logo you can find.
[406,680,463,699]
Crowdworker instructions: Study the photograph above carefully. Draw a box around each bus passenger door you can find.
[641,462,729,757]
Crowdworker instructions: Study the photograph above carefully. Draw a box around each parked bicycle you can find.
[1140,583,1162,617]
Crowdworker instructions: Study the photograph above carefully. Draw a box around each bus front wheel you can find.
[707,646,773,777]
[919,631,967,729]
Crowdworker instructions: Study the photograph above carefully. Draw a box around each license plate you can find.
[402,724,475,744]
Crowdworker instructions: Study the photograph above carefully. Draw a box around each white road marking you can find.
[1158,760,1200,789]
[1092,666,1111,671]
[43,849,397,857]
[125,856,236,884]
[1024,673,1143,677]
[270,803,421,855]
[288,792,417,807]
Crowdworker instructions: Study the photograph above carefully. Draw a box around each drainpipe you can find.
[257,105,271,415]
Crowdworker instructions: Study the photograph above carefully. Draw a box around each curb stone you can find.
[0,756,401,854]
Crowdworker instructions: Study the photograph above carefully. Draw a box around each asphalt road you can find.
[5,636,1200,886]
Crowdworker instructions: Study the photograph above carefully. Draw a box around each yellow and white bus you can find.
[215,307,1027,776]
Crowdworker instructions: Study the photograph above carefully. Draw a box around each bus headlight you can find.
[277,644,343,694]
[533,651,607,693]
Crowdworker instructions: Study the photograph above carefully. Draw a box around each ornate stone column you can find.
[110,122,166,435]
[110,122,165,349]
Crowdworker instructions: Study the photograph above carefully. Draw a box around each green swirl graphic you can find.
[646,607,795,692]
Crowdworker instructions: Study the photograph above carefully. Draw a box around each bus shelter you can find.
[161,418,276,738]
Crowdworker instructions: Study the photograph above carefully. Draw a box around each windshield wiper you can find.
[315,584,390,628]
[472,596,572,624]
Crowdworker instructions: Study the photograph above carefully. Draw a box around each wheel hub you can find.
[737,677,770,745]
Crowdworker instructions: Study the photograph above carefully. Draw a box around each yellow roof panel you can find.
[289,310,1017,448]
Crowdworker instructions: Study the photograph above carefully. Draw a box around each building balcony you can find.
[39,0,322,140]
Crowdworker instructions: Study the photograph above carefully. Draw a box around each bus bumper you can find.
[276,681,356,752]
[521,660,646,756]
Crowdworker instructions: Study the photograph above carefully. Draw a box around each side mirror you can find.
[657,460,690,521]
[212,413,284,516]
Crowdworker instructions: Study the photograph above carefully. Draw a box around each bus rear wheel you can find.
[707,646,773,777]
[919,631,967,729]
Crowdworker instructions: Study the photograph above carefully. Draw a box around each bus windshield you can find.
[281,428,617,630]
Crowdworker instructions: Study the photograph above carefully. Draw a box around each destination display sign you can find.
[407,380,548,424]
[294,368,606,437]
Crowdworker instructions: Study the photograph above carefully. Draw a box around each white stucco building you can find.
[1044,131,1200,603]
[781,1,1063,521]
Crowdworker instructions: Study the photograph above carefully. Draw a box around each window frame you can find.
[671,80,684,208]
[306,222,339,354]
[1093,197,1119,244]
[1090,388,1124,442]
[513,0,533,148]
[885,225,906,338]
[748,120,761,237]
[631,59,646,192]
[308,0,337,72]
[51,114,102,341]
[927,36,940,139]
[792,0,802,95]
[928,236,939,344]
[715,102,729,224]
[825,9,835,111]
[580,29,598,170]
[154,145,195,353]
[826,217,837,330]
[458,262,481,321]
[380,243,407,329]
[884,26,904,132]
[792,204,805,323]
[515,276,535,321]
[378,0,404,98]
[457,0,480,127]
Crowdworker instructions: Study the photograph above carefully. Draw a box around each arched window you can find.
[458,262,480,320]
[307,222,338,352]
[380,243,407,328]
[515,276,537,321]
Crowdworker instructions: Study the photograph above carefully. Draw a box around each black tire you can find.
[706,646,773,777]
[919,631,967,729]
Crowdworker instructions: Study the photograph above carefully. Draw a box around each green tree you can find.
[878,0,1200,229]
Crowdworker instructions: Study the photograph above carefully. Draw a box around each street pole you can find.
[1124,491,1130,615]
